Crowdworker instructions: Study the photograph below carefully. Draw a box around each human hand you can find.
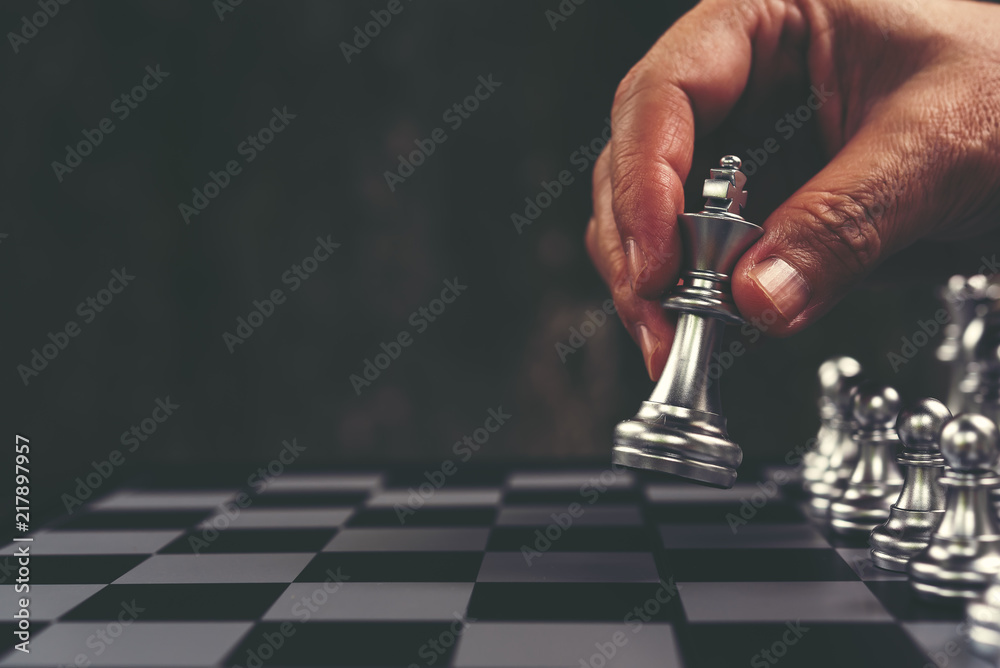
[586,0,1000,379]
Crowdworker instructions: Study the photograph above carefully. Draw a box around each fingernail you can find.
[637,324,660,379]
[624,238,647,291]
[750,257,811,321]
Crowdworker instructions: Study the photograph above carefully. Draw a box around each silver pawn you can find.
[869,398,951,571]
[909,414,1000,601]
[938,275,989,415]
[967,581,1000,659]
[829,382,904,536]
[803,356,863,517]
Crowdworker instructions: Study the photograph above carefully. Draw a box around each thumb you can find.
[732,118,946,335]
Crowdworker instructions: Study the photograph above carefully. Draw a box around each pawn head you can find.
[818,356,863,410]
[851,382,901,430]
[897,398,952,453]
[940,414,1000,471]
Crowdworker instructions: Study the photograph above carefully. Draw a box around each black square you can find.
[54,510,210,530]
[295,552,483,582]
[0,622,48,653]
[385,468,507,487]
[467,583,684,621]
[486,527,652,551]
[503,489,639,505]
[347,507,496,527]
[645,501,806,524]
[656,549,859,582]
[864,581,966,621]
[225,622,460,667]
[159,529,337,554]
[61,584,286,620]
[679,623,929,668]
[20,556,149,584]
[253,491,369,507]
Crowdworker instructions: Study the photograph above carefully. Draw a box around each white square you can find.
[263,582,473,621]
[645,482,783,504]
[366,488,502,508]
[507,470,635,490]
[89,490,237,511]
[113,553,313,584]
[0,585,104,621]
[197,508,354,529]
[0,622,251,666]
[659,524,828,549]
[453,622,683,667]
[0,531,182,556]
[259,472,383,493]
[679,581,893,622]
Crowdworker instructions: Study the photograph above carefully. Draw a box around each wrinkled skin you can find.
[585,0,1000,379]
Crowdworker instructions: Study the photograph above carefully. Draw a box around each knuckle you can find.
[794,190,885,275]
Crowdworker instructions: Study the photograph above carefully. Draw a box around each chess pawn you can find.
[909,414,1000,601]
[829,383,904,536]
[938,275,989,414]
[973,344,1000,428]
[967,581,1000,659]
[612,156,763,489]
[803,356,863,517]
[959,281,1000,414]
[869,398,950,571]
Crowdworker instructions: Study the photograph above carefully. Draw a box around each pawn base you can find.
[869,506,945,572]
[612,402,741,489]
[908,536,1000,601]
[829,484,901,536]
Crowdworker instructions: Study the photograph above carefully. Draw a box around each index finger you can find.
[610,0,800,298]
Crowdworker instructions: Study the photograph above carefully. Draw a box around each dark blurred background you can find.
[1,0,994,523]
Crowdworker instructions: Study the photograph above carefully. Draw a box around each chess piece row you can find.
[803,359,1000,595]
[803,356,1000,660]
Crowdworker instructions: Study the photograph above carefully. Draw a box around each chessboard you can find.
[0,464,990,668]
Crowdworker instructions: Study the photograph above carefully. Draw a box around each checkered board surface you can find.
[0,466,990,668]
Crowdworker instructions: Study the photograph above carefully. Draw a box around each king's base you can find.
[611,403,742,489]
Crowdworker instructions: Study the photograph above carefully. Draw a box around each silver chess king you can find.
[612,155,763,488]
